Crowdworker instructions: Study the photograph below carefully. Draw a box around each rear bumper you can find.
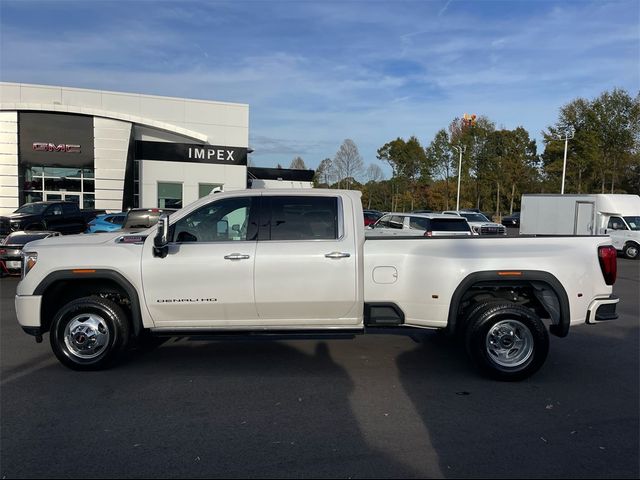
[586,295,619,324]
[15,294,42,329]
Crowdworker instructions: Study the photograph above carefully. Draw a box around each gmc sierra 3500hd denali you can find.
[15,189,619,380]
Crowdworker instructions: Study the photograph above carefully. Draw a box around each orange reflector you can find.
[498,271,522,276]
[72,269,96,274]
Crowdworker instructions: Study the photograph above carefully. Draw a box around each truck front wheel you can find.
[465,302,549,381]
[50,296,130,370]
[624,243,639,260]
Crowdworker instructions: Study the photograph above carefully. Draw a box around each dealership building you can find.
[0,82,309,216]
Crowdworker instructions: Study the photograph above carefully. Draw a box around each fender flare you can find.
[446,270,571,337]
[34,269,144,337]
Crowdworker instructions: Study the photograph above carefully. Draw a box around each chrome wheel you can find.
[485,319,534,368]
[64,313,110,359]
[626,245,638,259]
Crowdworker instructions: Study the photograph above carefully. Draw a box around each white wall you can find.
[0,82,249,148]
[0,111,18,215]
[94,117,131,211]
[140,160,247,209]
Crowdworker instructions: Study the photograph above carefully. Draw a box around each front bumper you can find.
[586,294,619,324]
[15,294,42,330]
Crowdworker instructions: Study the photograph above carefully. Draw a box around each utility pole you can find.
[557,127,575,194]
[452,145,466,211]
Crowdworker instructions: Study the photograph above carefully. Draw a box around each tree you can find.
[364,164,385,208]
[314,158,334,187]
[333,139,364,190]
[449,115,496,209]
[542,89,640,194]
[377,136,430,211]
[426,129,455,210]
[289,156,307,170]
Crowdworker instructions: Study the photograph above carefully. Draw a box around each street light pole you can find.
[557,127,575,195]
[452,145,466,211]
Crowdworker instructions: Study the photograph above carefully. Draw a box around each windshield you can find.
[460,213,490,222]
[623,216,640,231]
[14,203,48,215]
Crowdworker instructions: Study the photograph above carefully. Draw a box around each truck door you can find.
[253,195,359,326]
[141,195,259,327]
[574,201,595,235]
[606,216,627,250]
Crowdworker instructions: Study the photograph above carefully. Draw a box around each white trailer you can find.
[520,194,640,259]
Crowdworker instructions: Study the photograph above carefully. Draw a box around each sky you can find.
[1,0,638,177]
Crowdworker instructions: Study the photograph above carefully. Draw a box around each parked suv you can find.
[0,230,60,275]
[442,210,507,235]
[367,212,472,236]
[0,201,104,235]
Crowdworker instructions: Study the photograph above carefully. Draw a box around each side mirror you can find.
[153,214,170,258]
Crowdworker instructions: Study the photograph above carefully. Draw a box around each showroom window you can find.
[21,166,95,208]
[158,182,183,209]
[198,183,223,198]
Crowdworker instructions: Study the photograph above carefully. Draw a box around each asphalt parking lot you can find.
[1,259,638,479]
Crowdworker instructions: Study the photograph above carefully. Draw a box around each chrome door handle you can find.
[325,251,351,259]
[224,253,251,260]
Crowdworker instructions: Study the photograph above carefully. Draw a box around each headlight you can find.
[22,252,37,278]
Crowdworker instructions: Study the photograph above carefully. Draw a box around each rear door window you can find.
[409,217,430,230]
[262,196,338,240]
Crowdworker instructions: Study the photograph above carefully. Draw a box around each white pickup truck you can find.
[15,189,619,380]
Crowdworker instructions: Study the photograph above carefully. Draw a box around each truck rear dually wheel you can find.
[465,302,549,381]
[50,296,130,370]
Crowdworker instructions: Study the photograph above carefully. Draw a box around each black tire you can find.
[464,302,549,381]
[624,243,639,260]
[457,299,505,337]
[50,296,130,371]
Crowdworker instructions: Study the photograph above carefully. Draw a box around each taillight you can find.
[598,245,617,285]
[423,231,433,237]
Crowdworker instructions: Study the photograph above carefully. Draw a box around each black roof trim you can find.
[248,167,315,182]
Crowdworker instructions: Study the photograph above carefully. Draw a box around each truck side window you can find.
[608,216,627,230]
[376,215,391,228]
[389,215,404,229]
[62,203,76,214]
[173,197,256,243]
[267,196,338,240]
[46,205,63,216]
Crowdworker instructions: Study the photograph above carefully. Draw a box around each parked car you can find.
[442,210,507,235]
[363,210,383,227]
[0,230,60,275]
[502,211,520,228]
[0,201,105,236]
[122,208,177,231]
[86,213,127,233]
[368,212,472,236]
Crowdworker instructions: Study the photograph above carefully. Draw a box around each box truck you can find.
[520,194,640,259]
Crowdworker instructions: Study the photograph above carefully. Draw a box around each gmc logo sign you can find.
[32,142,81,153]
